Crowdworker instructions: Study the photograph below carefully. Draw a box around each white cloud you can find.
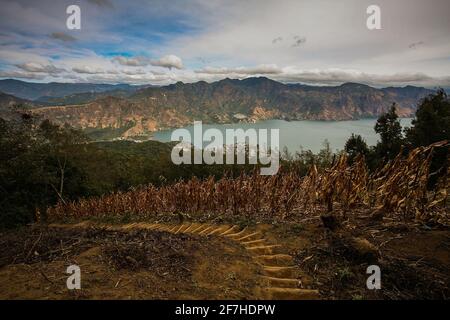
[194,66,450,88]
[113,54,183,70]
[150,55,183,70]
[113,56,149,67]
[3,58,450,87]
[195,64,282,75]
[272,68,439,87]
[0,70,46,80]
[1,0,449,87]
[15,62,65,74]
[72,66,107,74]
[161,0,450,77]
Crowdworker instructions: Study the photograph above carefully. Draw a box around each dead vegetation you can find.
[101,231,195,277]
[291,213,450,300]
[0,226,260,299]
[0,227,95,267]
[0,227,196,275]
[46,141,449,225]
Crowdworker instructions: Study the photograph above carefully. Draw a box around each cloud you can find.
[49,32,77,42]
[72,66,119,74]
[150,55,183,70]
[72,66,106,74]
[15,62,65,74]
[196,64,282,75]
[121,69,146,75]
[113,54,184,70]
[270,68,450,87]
[82,72,171,85]
[194,65,450,87]
[0,70,46,80]
[3,59,450,88]
[113,56,149,67]
[1,0,449,87]
[160,0,450,79]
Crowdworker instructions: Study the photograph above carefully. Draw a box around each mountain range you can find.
[0,79,147,101]
[0,78,435,139]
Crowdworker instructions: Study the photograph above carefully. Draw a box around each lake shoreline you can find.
[151,118,414,153]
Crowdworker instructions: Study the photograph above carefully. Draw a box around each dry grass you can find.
[47,141,449,224]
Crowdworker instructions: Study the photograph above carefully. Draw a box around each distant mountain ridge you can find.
[0,78,436,139]
[0,79,147,101]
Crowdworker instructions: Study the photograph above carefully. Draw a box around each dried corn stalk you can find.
[47,141,449,224]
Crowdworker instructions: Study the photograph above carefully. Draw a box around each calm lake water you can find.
[153,118,413,153]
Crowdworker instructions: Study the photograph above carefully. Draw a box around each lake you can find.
[153,118,413,153]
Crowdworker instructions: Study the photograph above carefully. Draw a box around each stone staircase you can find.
[52,221,320,300]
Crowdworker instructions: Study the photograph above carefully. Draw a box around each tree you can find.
[406,89,450,147]
[37,120,88,204]
[405,89,450,184]
[345,134,369,163]
[0,116,88,228]
[374,103,403,162]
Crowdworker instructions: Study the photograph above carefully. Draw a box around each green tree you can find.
[345,134,369,164]
[37,120,89,204]
[405,89,450,183]
[0,116,88,228]
[406,89,450,147]
[374,103,403,162]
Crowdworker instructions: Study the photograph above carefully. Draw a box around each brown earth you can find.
[0,227,261,299]
[0,212,449,300]
[268,213,450,299]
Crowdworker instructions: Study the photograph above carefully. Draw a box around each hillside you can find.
[0,91,35,120]
[0,78,434,138]
[128,78,431,122]
[2,142,446,300]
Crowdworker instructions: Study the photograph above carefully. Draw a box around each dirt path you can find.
[49,221,320,300]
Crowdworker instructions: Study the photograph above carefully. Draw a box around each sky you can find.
[0,0,449,87]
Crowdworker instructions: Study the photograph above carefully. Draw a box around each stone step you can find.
[242,239,266,247]
[206,225,230,236]
[167,225,180,232]
[158,224,173,232]
[259,276,300,288]
[219,225,239,236]
[262,266,297,278]
[141,223,160,230]
[225,227,248,238]
[190,224,211,234]
[247,245,282,255]
[174,223,191,234]
[235,232,262,242]
[183,223,203,233]
[198,225,216,235]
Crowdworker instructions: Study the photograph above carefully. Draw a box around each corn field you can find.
[47,141,449,224]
